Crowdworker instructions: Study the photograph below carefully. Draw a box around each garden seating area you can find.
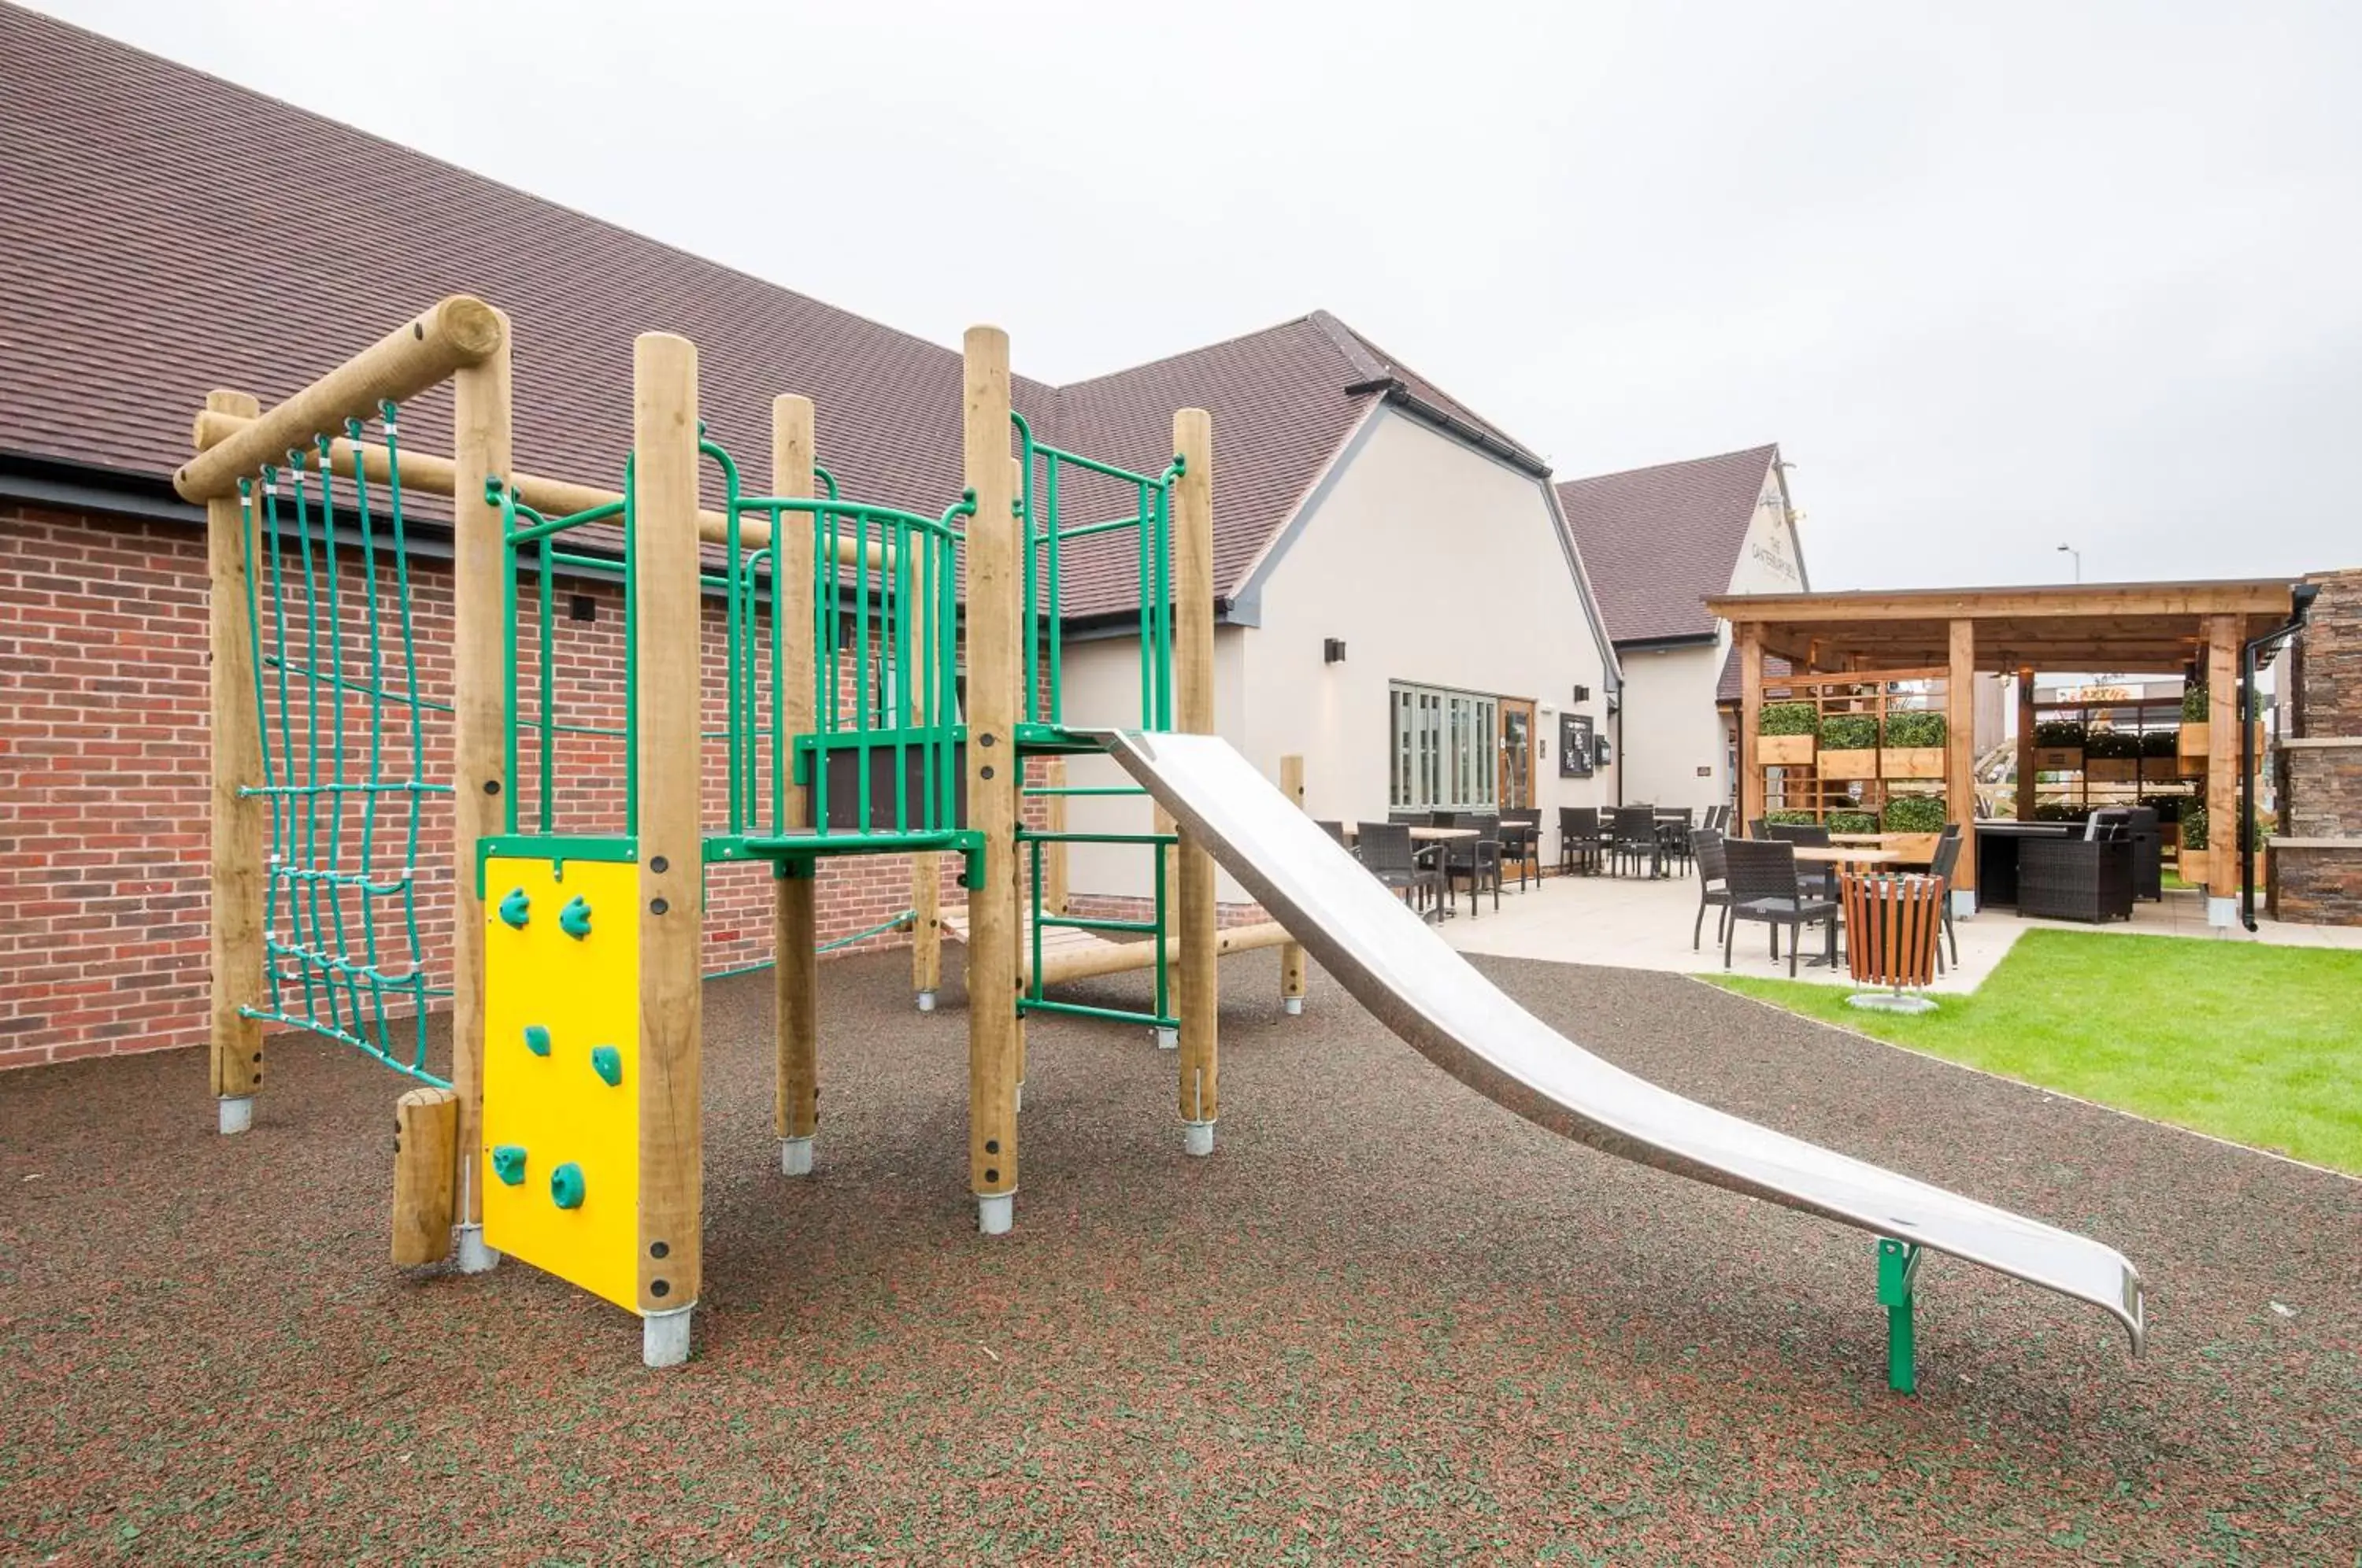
[1338,811,1548,921]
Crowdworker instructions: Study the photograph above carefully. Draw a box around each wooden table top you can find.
[1792,845,1904,865]
[1342,824,1479,841]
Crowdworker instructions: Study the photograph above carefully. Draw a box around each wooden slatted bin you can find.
[1839,872,1946,1014]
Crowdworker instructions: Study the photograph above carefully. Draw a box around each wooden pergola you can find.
[1704,579,2301,904]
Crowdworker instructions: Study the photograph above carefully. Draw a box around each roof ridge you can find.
[1304,310,1392,385]
[1053,311,1335,391]
[1311,312,1544,465]
[1557,442,1780,490]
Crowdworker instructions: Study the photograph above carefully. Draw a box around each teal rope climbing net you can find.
[237,401,450,1085]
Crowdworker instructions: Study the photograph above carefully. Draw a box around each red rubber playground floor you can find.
[2,952,2355,1562]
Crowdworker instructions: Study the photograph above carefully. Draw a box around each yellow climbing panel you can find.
[481,854,641,1311]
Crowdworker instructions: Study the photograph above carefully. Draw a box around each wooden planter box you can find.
[2085,758,2139,783]
[1817,748,1878,779]
[2031,746,2082,771]
[1880,747,1946,780]
[1882,830,1942,864]
[2179,723,2267,764]
[1759,734,1815,765]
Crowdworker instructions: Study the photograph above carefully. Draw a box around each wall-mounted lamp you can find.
[1323,638,1347,664]
[1571,683,1590,704]
[1595,736,1614,765]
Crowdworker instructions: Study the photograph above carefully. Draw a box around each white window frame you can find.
[1389,681,1499,812]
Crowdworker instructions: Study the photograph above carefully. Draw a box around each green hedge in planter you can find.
[2084,729,2142,760]
[1828,809,1879,835]
[1760,701,1818,737]
[2182,806,2271,853]
[1881,710,1947,749]
[2182,684,2263,721]
[1819,714,1877,750]
[1882,794,1947,833]
[2140,729,2179,758]
[2033,719,2086,748]
[1765,808,1820,826]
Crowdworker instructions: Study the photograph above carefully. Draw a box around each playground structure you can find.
[187,297,2143,1383]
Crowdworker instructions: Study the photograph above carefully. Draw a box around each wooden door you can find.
[1498,698,1536,812]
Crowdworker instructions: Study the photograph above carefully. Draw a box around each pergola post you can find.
[1738,623,1764,830]
[2014,668,2037,821]
[1946,619,1978,910]
[2205,613,2241,923]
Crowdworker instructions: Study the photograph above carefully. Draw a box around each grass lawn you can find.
[1708,929,2362,1174]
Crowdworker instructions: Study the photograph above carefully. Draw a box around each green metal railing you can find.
[1012,411,1182,733]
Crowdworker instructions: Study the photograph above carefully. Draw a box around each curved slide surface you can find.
[1098,730,2145,1351]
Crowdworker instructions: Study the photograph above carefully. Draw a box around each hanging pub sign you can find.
[1560,712,1594,777]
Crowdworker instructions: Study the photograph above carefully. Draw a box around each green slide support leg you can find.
[1878,1237,1922,1394]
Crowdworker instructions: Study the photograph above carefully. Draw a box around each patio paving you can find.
[1442,864,2362,992]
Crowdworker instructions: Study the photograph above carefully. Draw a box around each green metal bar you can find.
[1025,440,1162,487]
[1878,1238,1921,1395]
[855,500,872,832]
[501,482,521,836]
[1049,515,1145,544]
[1046,459,1063,724]
[1135,475,1152,726]
[1029,836,1044,1004]
[285,459,339,1037]
[236,481,285,1020]
[704,438,745,837]
[380,402,435,1071]
[1024,785,1146,797]
[1153,826,1168,1024]
[623,455,639,834]
[1020,997,1179,1030]
[1017,830,1179,846]
[539,536,556,834]
[892,518,909,830]
[502,502,625,545]
[1155,476,1175,729]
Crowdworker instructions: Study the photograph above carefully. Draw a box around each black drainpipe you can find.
[2238,585,2319,930]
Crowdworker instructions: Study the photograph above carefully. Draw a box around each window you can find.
[1390,682,1498,812]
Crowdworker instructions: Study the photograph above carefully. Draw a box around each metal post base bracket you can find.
[779,1136,814,1177]
[1183,1120,1216,1158]
[916,989,938,1014]
[454,1223,502,1275]
[1153,1026,1179,1051]
[1847,991,1938,1015]
[217,1095,255,1136]
[1879,1237,1923,1394]
[977,1192,1014,1236]
[1282,997,1304,1017]
[642,1304,694,1368]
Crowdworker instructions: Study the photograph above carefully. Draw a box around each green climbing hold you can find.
[589,1045,622,1087]
[498,888,531,929]
[550,1161,586,1210]
[491,1145,528,1185]
[559,895,593,940]
[523,1024,552,1057]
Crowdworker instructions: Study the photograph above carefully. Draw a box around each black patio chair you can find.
[2016,815,2134,924]
[1657,807,1696,876]
[1765,821,1831,847]
[1498,819,1538,889]
[1927,824,1963,971]
[1355,821,1442,920]
[2125,806,2162,902]
[1445,812,1504,917]
[1609,805,1662,878]
[1723,836,1840,977]
[1691,828,1733,951]
[1747,818,1770,838]
[1558,806,1601,876]
[1316,819,1353,854]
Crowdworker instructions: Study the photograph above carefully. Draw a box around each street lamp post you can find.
[2056,543,2082,583]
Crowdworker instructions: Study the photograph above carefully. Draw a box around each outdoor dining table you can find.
[1340,825,1479,919]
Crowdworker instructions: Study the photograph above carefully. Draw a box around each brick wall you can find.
[2273,567,2362,925]
[0,500,973,1070]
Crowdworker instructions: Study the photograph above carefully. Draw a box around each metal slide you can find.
[1097,730,2145,1352]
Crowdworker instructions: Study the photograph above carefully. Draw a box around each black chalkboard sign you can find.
[1559,712,1594,777]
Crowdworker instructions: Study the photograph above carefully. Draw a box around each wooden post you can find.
[2206,613,2240,907]
[205,390,265,1134]
[1042,756,1069,915]
[1738,623,1764,830]
[1946,619,1978,902]
[1173,408,1219,1157]
[963,326,1020,1234]
[772,395,820,1175]
[2015,668,2037,821]
[1278,753,1308,1015]
[449,316,513,1273]
[634,333,704,1365]
[391,1086,458,1265]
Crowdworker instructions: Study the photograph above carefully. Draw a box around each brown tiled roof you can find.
[0,3,1542,622]
[1557,445,1779,645]
[1714,645,1793,705]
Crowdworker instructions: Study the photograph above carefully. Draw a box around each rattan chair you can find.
[1691,828,1733,951]
[2016,816,2134,923]
[1765,821,1831,847]
[1927,824,1962,971]
[1445,813,1504,917]
[1498,819,1539,889]
[1723,837,1839,976]
[1355,821,1443,920]
[1559,806,1603,875]
[1609,806,1661,878]
[1316,819,1352,853]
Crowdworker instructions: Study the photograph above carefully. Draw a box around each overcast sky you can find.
[39,1,2362,590]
